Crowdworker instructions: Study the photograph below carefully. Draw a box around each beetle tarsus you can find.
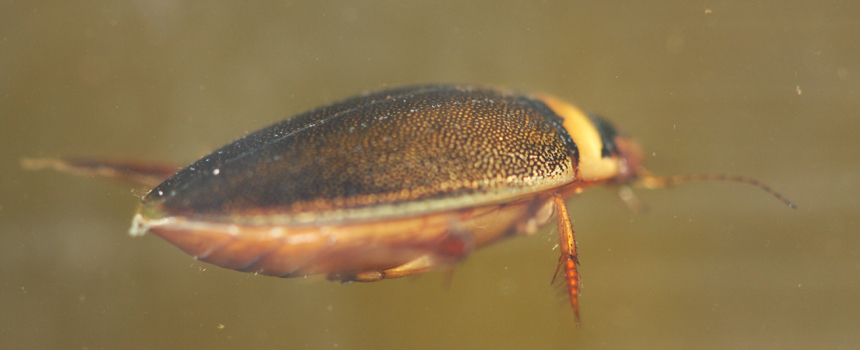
[553,253,582,325]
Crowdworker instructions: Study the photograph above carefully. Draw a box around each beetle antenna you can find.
[634,172,797,209]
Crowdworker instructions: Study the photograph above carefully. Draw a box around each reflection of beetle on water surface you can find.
[24,85,794,324]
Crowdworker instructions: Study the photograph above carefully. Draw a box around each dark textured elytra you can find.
[146,85,581,219]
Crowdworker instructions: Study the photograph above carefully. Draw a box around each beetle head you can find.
[611,135,644,185]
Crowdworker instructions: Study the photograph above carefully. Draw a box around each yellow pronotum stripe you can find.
[537,95,619,182]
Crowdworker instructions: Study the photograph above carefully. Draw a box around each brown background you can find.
[2,1,858,349]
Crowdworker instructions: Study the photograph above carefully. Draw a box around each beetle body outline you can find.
[26,85,793,324]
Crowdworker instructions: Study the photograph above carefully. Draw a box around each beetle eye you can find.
[586,113,620,159]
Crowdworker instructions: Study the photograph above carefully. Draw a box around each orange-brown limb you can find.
[21,157,180,188]
[550,193,581,325]
[635,172,797,209]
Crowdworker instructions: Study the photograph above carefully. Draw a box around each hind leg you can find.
[334,229,474,282]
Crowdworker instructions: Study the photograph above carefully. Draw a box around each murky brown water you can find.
[2,1,859,349]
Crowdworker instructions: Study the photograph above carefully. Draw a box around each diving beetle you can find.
[25,84,794,323]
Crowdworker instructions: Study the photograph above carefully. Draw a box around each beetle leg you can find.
[618,185,649,214]
[516,197,556,236]
[378,255,439,279]
[550,193,581,324]
[349,227,475,282]
[21,157,179,188]
[432,224,475,259]
[328,256,439,282]
[331,270,379,283]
